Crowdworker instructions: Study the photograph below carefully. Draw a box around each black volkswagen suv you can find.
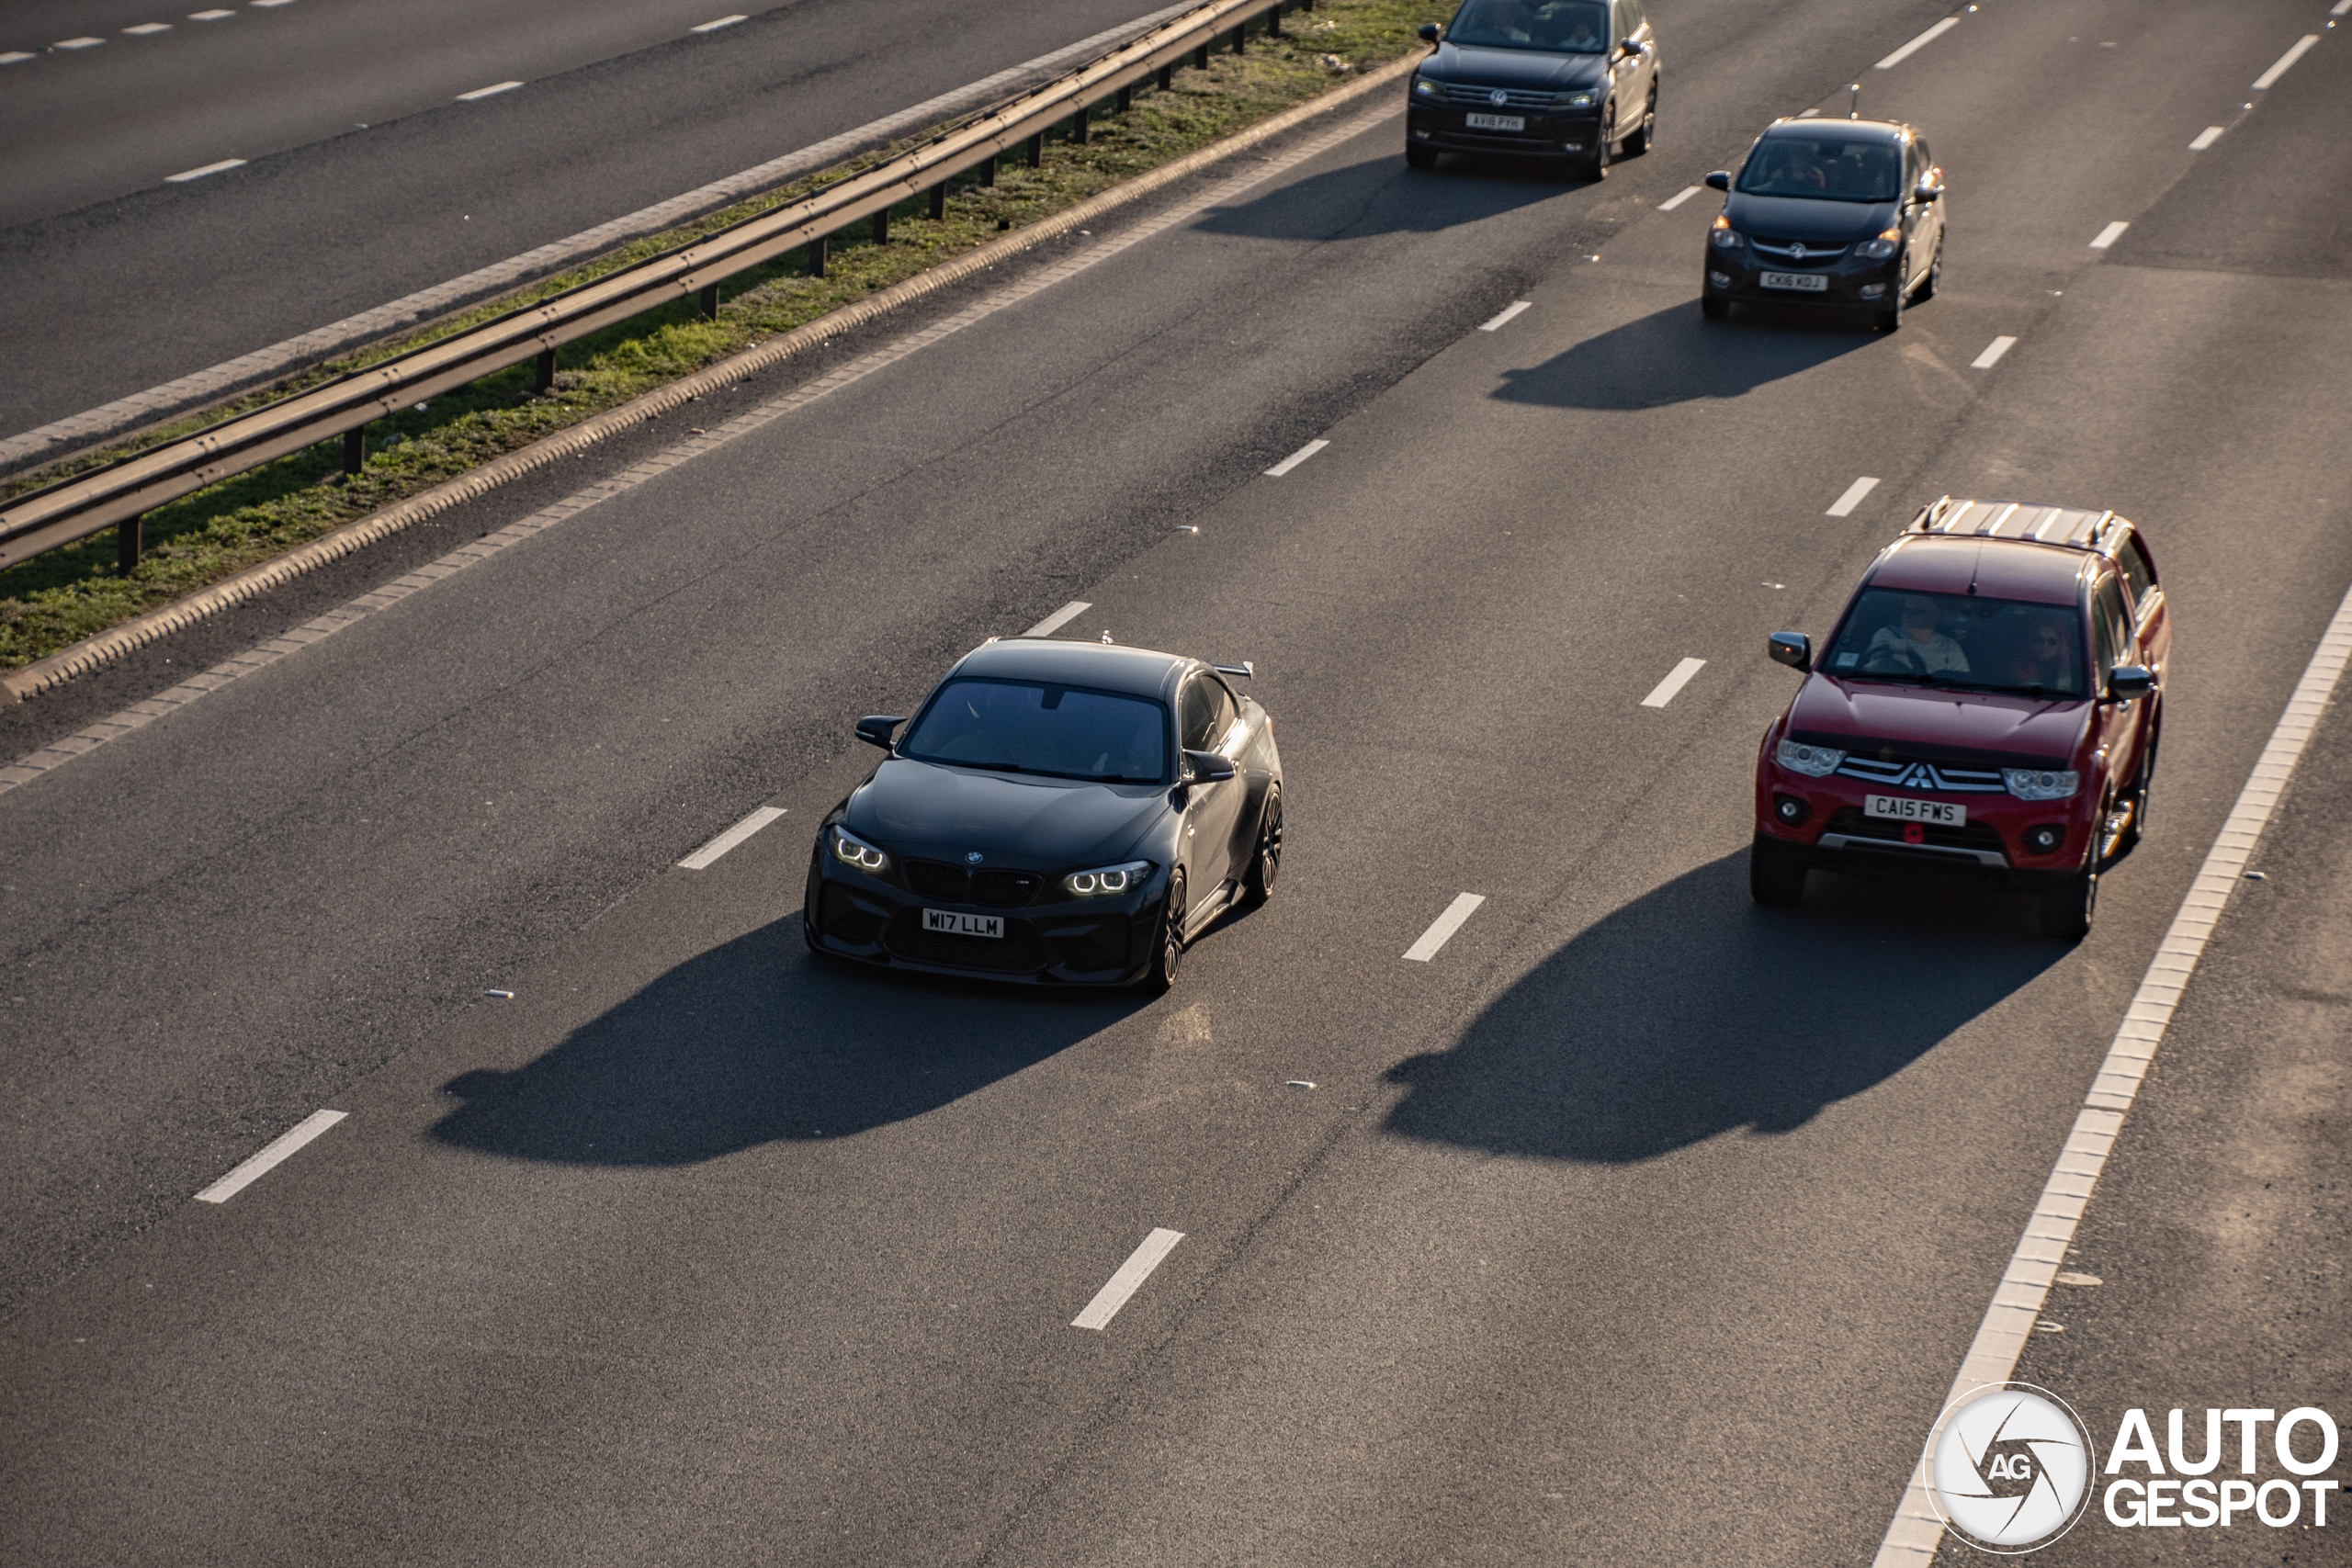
[1405,0,1659,177]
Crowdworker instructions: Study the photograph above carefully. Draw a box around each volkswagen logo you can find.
[1489,89,1510,106]
[964,852,984,864]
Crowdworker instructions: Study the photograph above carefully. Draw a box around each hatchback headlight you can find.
[1412,75,1444,100]
[2004,769,2081,801]
[1775,739,1846,777]
[1711,216,1743,250]
[1063,860,1152,897]
[831,826,888,873]
[1855,227,1903,260]
[1556,89,1597,108]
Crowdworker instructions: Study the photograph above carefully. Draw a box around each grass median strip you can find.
[0,0,1445,678]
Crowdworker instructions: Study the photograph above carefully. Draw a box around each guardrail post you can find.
[1232,22,1246,54]
[117,513,142,575]
[1071,106,1091,145]
[535,348,556,391]
[1024,132,1043,168]
[872,204,889,244]
[928,183,945,220]
[1193,42,1209,69]
[343,426,366,475]
[978,153,996,187]
[1157,62,1173,90]
[808,234,827,277]
[1116,84,1131,112]
[699,283,720,319]
[1268,3,1283,36]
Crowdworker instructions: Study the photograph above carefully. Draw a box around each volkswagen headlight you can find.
[1064,860,1152,897]
[2004,768,2081,801]
[1711,216,1743,250]
[1555,89,1598,108]
[1413,75,1444,100]
[1775,739,1846,777]
[831,826,888,873]
[1855,227,1903,260]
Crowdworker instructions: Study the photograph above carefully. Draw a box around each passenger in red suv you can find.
[1752,499,2170,939]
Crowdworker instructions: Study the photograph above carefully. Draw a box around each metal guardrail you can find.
[1,0,1322,575]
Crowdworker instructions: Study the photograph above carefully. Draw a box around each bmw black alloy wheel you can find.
[1244,787,1283,906]
[1143,868,1187,993]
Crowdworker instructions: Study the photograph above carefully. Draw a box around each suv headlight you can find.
[1555,89,1597,108]
[1412,75,1443,100]
[1775,739,1846,777]
[1711,216,1743,250]
[831,826,888,873]
[2004,769,2081,801]
[1855,227,1903,260]
[1063,860,1152,897]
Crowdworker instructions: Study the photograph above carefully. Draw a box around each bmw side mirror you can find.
[1768,632,1813,672]
[1418,22,1440,42]
[854,715,905,750]
[1704,171,1731,191]
[2106,666,2154,701]
[1182,749,1237,784]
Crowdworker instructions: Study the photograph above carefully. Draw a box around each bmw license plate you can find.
[1760,271,1829,292]
[923,908,1002,938]
[1866,795,1965,827]
[1464,112,1524,132]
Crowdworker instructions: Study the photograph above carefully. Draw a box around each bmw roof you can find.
[948,637,1191,699]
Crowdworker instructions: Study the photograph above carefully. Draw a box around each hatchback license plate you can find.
[923,908,1003,939]
[1866,795,1965,827]
[1464,112,1524,132]
[1759,271,1829,292]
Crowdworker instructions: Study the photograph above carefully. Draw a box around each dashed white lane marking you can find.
[1640,657,1707,708]
[1874,16,1958,70]
[2088,220,2130,250]
[1970,335,2017,370]
[190,8,236,17]
[1477,300,1531,332]
[1870,571,2352,1568]
[2252,34,2319,90]
[250,0,299,8]
[1795,107,1820,118]
[0,51,33,63]
[1403,893,1486,962]
[691,14,749,31]
[1826,475,1881,516]
[2188,125,2224,151]
[2334,0,2351,17]
[1657,185,1702,210]
[55,36,107,49]
[166,158,247,182]
[195,1110,346,1203]
[1072,1228,1184,1330]
[457,80,523,101]
[1264,438,1328,477]
[124,22,174,34]
[1023,600,1092,637]
[678,806,786,870]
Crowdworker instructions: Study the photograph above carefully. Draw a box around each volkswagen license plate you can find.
[923,908,1002,939]
[1866,795,1965,827]
[1759,271,1829,292]
[1464,112,1524,132]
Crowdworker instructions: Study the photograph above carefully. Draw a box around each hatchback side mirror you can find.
[1768,632,1813,672]
[1704,171,1731,191]
[854,715,905,750]
[1182,749,1237,784]
[1418,22,1440,41]
[2106,667,2155,701]
[1916,180,1945,203]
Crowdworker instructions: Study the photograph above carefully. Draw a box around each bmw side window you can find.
[1208,681,1241,750]
[1178,679,1217,751]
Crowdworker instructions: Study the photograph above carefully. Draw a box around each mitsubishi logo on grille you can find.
[1898,763,1938,790]
[1490,89,1510,106]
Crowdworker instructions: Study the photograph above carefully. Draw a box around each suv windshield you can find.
[1823,587,2089,698]
[1737,135,1904,202]
[900,678,1169,782]
[1443,0,1610,51]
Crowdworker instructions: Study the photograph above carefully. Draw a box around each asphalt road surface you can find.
[4,0,2347,1563]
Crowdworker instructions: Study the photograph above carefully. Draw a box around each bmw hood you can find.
[1787,679,2089,765]
[1427,45,1607,91]
[1723,193,1896,244]
[846,758,1168,867]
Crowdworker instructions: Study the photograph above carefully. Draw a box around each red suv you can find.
[1752,498,2170,938]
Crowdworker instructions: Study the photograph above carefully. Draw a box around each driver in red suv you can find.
[1751,499,2170,939]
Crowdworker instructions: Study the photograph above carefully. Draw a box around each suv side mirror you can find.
[1768,632,1813,672]
[1182,749,1237,784]
[1417,22,1440,41]
[2106,667,2154,701]
[1704,171,1731,191]
[854,715,905,750]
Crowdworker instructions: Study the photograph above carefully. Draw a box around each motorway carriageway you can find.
[3,0,2349,1564]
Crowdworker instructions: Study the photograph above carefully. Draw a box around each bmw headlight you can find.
[1775,739,1846,777]
[1063,860,1152,897]
[1555,89,1597,108]
[1711,216,1743,250]
[2004,768,2081,801]
[1412,75,1444,100]
[1855,227,1903,260]
[831,826,888,873]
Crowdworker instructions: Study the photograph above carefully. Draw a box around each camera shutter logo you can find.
[1928,1384,2098,1553]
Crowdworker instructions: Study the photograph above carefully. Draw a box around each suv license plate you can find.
[923,909,1003,939]
[1759,271,1828,292]
[1464,112,1524,132]
[1866,795,1965,827]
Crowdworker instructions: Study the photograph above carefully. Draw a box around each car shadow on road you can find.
[1383,852,2066,1163]
[1193,154,1575,243]
[428,920,1146,1166]
[1491,299,1873,409]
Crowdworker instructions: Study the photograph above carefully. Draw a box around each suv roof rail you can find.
[1905,496,2121,552]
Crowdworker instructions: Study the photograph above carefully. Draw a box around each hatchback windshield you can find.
[1824,588,2089,698]
[1444,0,1610,51]
[1738,136,1904,202]
[900,678,1169,782]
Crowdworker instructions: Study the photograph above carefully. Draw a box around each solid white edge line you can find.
[1072,1227,1184,1329]
[457,80,523,101]
[691,14,748,32]
[1870,575,2352,1566]
[2251,34,2319,90]
[2188,126,2224,151]
[1023,600,1092,637]
[165,158,247,183]
[1478,301,1532,332]
[678,805,786,870]
[1970,335,2017,370]
[2088,220,2129,250]
[1639,657,1707,708]
[1873,16,1958,70]
[1264,438,1329,478]
[195,1110,347,1203]
[1826,475,1881,517]
[1403,892,1486,962]
[1657,185,1701,210]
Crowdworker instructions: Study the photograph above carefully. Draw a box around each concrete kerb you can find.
[0,51,1418,707]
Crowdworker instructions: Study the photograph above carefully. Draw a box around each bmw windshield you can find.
[1443,0,1609,51]
[899,678,1170,782]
